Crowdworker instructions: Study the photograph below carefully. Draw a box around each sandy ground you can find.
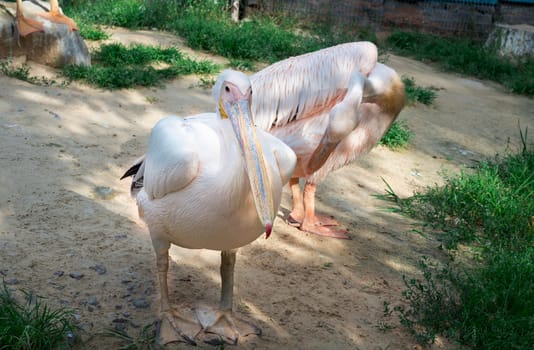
[1,29,533,350]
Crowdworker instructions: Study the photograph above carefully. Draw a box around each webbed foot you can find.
[37,11,78,31]
[195,305,261,345]
[301,223,350,239]
[157,307,201,345]
[16,17,44,37]
[301,215,350,239]
[288,211,340,227]
[311,213,341,227]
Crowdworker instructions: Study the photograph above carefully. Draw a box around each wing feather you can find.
[143,116,200,200]
[251,41,378,130]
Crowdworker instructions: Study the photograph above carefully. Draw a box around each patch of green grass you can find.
[103,322,162,350]
[0,282,79,350]
[64,0,146,28]
[63,64,166,89]
[379,129,534,349]
[380,121,413,149]
[78,23,110,41]
[193,75,216,89]
[321,262,334,269]
[383,131,534,249]
[164,7,376,63]
[394,258,461,344]
[228,58,256,72]
[1,60,63,86]
[145,95,159,104]
[396,251,534,350]
[62,43,219,89]
[387,31,534,96]
[167,13,315,63]
[65,1,373,63]
[65,2,532,97]
[1,60,32,80]
[402,76,437,106]
[380,75,428,149]
[93,43,183,66]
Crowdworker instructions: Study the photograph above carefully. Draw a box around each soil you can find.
[1,28,533,350]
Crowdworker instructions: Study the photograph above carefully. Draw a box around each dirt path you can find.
[1,29,533,350]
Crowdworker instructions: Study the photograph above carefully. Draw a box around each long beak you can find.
[223,98,275,238]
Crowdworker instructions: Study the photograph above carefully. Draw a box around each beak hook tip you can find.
[265,222,272,239]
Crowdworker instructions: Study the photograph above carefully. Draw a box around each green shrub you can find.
[381,131,534,349]
[379,121,413,149]
[402,76,437,106]
[0,283,79,350]
[62,43,219,89]
[387,31,534,96]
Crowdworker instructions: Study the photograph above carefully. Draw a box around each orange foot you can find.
[16,16,44,37]
[287,211,340,227]
[301,220,350,239]
[38,10,78,31]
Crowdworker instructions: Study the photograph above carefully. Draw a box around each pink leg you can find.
[287,177,304,227]
[300,182,350,239]
[154,244,200,345]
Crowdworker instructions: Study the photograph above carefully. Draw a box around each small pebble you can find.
[87,296,99,306]
[122,311,130,318]
[90,264,107,275]
[69,272,84,280]
[53,270,64,277]
[93,186,116,200]
[66,332,76,347]
[112,318,128,332]
[5,278,19,285]
[114,323,127,331]
[132,298,150,309]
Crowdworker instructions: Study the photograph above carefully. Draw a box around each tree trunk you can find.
[230,0,239,22]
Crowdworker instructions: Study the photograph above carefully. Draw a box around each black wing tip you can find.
[120,162,142,180]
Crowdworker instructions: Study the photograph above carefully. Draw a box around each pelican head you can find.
[216,70,275,237]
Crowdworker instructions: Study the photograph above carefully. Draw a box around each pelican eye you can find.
[225,86,230,92]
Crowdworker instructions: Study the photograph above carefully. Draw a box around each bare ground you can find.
[1,29,533,350]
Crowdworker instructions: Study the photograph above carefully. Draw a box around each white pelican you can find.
[251,42,405,238]
[121,70,296,345]
[6,0,78,37]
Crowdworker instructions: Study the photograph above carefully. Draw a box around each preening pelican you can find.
[251,42,405,238]
[6,0,78,37]
[121,70,296,345]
